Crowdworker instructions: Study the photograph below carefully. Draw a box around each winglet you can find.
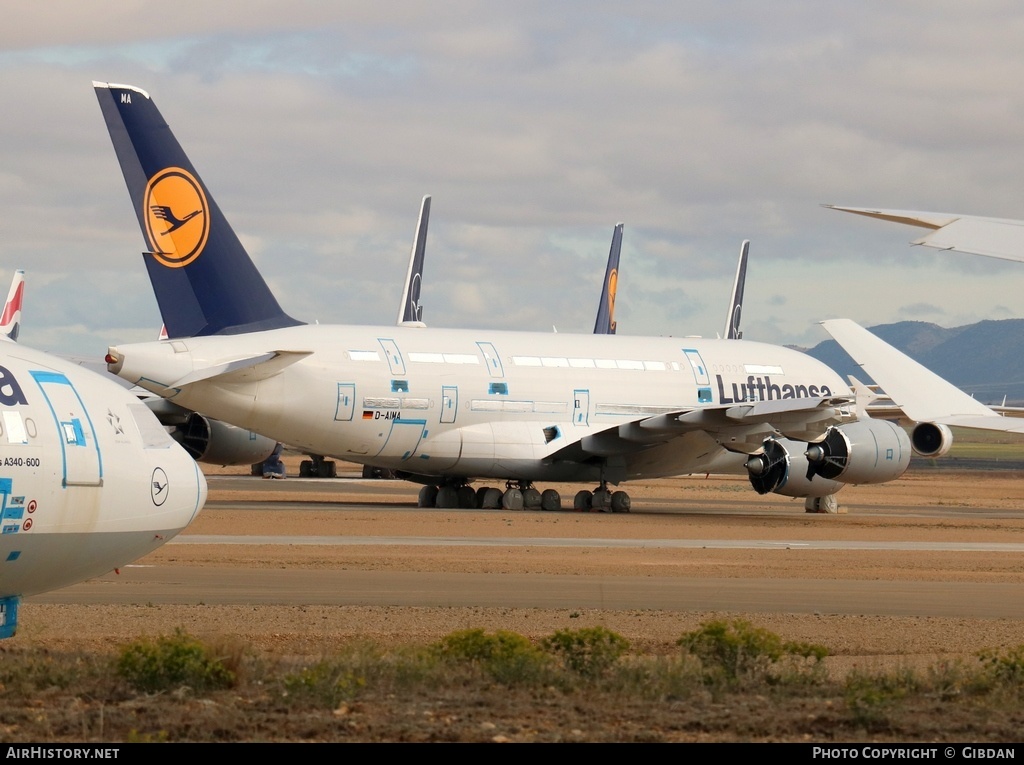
[397,195,431,326]
[593,223,623,334]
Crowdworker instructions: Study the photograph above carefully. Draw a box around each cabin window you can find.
[488,382,509,395]
[391,379,409,393]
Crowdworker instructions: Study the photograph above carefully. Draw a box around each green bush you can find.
[978,644,1024,690]
[282,660,366,707]
[116,628,236,693]
[844,666,918,730]
[677,619,827,686]
[542,626,629,678]
[433,629,549,685]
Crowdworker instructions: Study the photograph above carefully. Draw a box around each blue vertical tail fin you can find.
[723,240,749,340]
[397,195,431,325]
[94,82,302,338]
[593,223,623,334]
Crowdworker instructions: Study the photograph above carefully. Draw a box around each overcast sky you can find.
[2,2,1023,357]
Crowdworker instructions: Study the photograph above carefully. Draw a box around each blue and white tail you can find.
[94,82,301,338]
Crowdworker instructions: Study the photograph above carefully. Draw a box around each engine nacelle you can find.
[910,422,953,458]
[746,419,912,498]
[804,419,912,485]
[744,436,844,498]
[174,412,278,466]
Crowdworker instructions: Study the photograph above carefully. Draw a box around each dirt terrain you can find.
[18,467,1024,662]
[8,465,1024,741]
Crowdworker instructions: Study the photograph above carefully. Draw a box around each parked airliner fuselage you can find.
[108,324,849,484]
[0,341,206,635]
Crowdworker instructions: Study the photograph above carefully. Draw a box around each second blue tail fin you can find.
[95,82,302,338]
[593,223,623,335]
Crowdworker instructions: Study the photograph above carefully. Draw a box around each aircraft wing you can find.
[824,205,1024,264]
[820,318,1024,433]
[549,392,855,463]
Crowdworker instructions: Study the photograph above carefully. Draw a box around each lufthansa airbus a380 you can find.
[0,270,206,637]
[95,82,914,513]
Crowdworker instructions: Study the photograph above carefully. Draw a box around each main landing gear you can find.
[573,482,631,513]
[804,494,843,514]
[417,479,631,512]
[299,454,336,478]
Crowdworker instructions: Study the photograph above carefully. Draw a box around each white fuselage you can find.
[109,324,848,484]
[0,342,206,599]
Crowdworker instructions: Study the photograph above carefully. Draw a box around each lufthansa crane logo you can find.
[143,167,209,268]
[607,268,618,332]
[150,467,168,507]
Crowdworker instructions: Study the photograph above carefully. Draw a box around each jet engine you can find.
[744,436,843,498]
[803,419,911,484]
[745,419,911,498]
[909,422,953,458]
[174,412,278,466]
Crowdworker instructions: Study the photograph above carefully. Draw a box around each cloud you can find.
[1,2,1022,355]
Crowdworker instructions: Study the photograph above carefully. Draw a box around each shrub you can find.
[677,619,827,686]
[116,628,236,693]
[432,629,549,685]
[542,626,629,678]
[282,661,366,707]
[844,666,918,730]
[978,644,1024,691]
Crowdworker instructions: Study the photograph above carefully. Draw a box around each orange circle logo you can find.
[607,268,618,331]
[143,167,209,268]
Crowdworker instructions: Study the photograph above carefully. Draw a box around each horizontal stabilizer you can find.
[170,350,311,387]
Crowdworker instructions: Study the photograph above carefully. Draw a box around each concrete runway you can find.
[26,472,1024,620]
[29,565,1024,618]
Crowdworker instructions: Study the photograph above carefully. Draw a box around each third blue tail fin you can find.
[723,240,749,340]
[95,82,301,338]
[593,223,623,335]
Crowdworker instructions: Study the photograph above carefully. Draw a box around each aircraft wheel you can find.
[523,487,542,510]
[610,491,631,513]
[457,486,478,509]
[573,490,593,511]
[805,494,841,514]
[591,489,612,513]
[502,488,524,510]
[480,488,503,509]
[418,485,439,508]
[541,489,561,511]
[436,486,460,509]
[299,460,314,477]
[317,460,337,478]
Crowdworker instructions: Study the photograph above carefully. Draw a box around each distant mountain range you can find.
[799,319,1024,406]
